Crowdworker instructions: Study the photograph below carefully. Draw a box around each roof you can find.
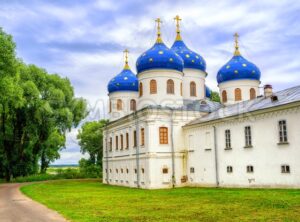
[185,85,300,127]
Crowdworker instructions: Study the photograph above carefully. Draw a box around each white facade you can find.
[219,79,260,105]
[182,69,206,100]
[137,69,184,110]
[109,91,139,121]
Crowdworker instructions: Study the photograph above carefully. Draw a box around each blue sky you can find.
[1,0,300,164]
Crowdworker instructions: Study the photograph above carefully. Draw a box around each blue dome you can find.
[108,67,138,93]
[205,85,212,98]
[217,55,261,84]
[171,40,206,72]
[136,42,184,73]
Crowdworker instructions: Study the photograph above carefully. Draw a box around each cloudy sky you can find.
[1,0,299,164]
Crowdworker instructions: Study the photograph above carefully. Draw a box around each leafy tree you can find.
[0,28,88,181]
[210,91,221,103]
[77,120,108,172]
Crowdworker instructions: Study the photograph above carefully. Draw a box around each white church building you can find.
[102,17,300,189]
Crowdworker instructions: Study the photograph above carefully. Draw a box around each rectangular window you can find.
[279,120,288,143]
[109,137,112,152]
[133,130,137,148]
[281,165,290,173]
[190,167,195,173]
[120,134,124,150]
[245,126,252,147]
[247,165,254,173]
[126,133,129,149]
[225,129,231,149]
[159,127,168,144]
[115,136,119,150]
[227,166,233,173]
[162,168,168,174]
[141,128,145,146]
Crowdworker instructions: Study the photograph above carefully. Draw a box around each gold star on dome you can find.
[234,70,238,74]
[169,58,173,62]
[226,65,230,69]
[186,54,190,58]
[149,58,153,62]
[242,63,247,67]
[158,51,164,54]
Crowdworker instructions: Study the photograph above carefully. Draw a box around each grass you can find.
[21,180,300,222]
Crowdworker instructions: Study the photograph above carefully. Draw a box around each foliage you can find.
[79,158,101,178]
[11,168,87,183]
[21,181,300,222]
[77,120,108,175]
[0,28,88,181]
[210,91,221,102]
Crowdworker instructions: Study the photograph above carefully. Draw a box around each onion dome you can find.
[171,15,206,72]
[136,18,184,74]
[108,49,138,93]
[205,85,212,98]
[217,33,261,84]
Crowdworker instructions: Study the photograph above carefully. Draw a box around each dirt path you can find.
[0,183,68,222]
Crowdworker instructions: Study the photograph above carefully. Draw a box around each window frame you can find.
[235,88,242,101]
[139,82,143,97]
[130,99,136,111]
[141,128,145,146]
[250,88,256,100]
[159,127,168,144]
[227,166,233,173]
[222,90,227,103]
[278,120,288,144]
[117,99,123,111]
[126,132,129,149]
[115,135,119,150]
[246,165,254,173]
[244,126,252,148]
[150,79,157,94]
[120,134,124,150]
[167,79,175,94]
[225,129,231,149]
[281,165,290,174]
[190,81,197,97]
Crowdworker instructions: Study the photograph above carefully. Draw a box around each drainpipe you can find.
[213,125,219,187]
[170,109,176,188]
[105,125,109,184]
[134,111,140,188]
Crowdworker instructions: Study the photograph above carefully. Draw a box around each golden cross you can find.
[123,49,130,69]
[155,18,163,43]
[174,15,182,33]
[155,18,162,35]
[234,32,241,56]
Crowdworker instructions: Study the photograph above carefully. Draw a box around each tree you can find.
[77,120,108,170]
[0,28,88,181]
[210,91,221,103]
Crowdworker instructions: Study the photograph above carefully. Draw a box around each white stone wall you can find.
[184,106,300,188]
[182,68,206,100]
[219,79,260,105]
[108,91,139,121]
[103,109,202,189]
[137,69,184,110]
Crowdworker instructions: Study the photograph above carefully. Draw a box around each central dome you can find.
[136,42,184,74]
[171,40,206,72]
[136,18,183,74]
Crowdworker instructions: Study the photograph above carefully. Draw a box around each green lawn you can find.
[21,181,300,222]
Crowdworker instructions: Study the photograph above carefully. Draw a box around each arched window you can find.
[150,79,157,94]
[235,88,242,101]
[109,100,112,113]
[190,81,196,97]
[139,82,143,97]
[117,99,122,110]
[250,88,256,100]
[130,99,136,111]
[222,90,227,103]
[167,79,174,94]
[180,82,183,96]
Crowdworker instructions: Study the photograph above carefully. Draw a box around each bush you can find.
[79,159,101,178]
[10,167,96,183]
